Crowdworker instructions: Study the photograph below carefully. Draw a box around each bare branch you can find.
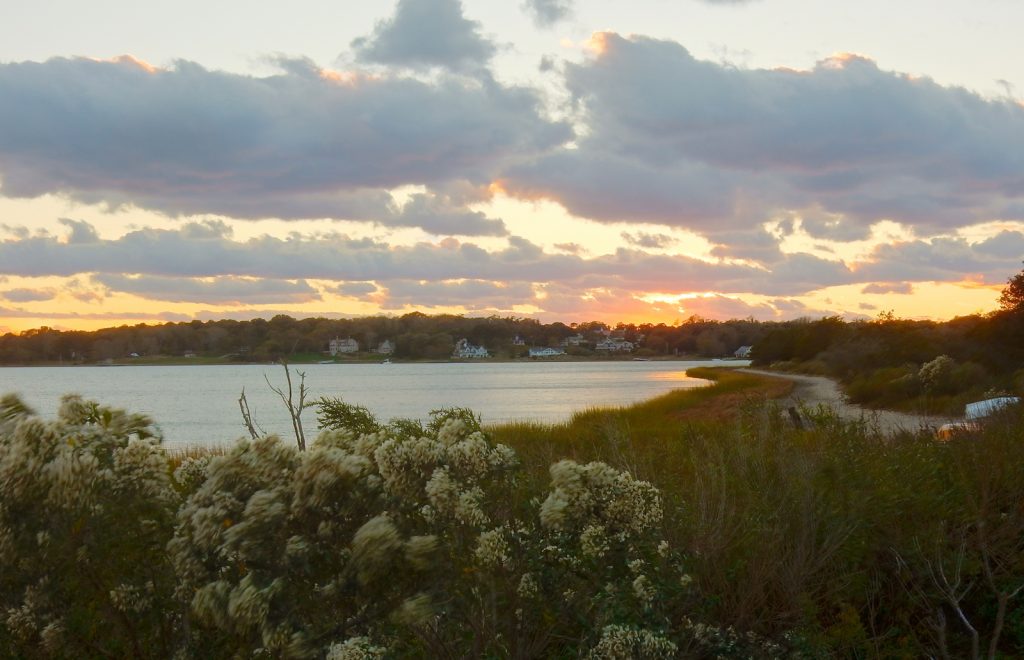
[238,388,261,440]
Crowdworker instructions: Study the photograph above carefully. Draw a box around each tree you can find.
[998,263,1024,313]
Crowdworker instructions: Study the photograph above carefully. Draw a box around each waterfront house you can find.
[595,338,634,352]
[453,338,489,359]
[734,345,753,358]
[529,347,565,358]
[329,337,359,355]
[374,339,395,355]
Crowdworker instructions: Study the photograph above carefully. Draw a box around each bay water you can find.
[0,361,737,449]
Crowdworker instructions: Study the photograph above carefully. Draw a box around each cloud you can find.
[523,0,573,27]
[58,218,100,244]
[553,242,585,254]
[0,288,56,303]
[861,282,913,295]
[0,56,569,229]
[391,192,508,236]
[380,279,536,310]
[0,306,189,322]
[93,274,322,305]
[973,230,1024,260]
[621,231,676,249]
[501,33,1024,236]
[709,227,784,263]
[856,234,1023,284]
[334,281,379,297]
[0,219,854,297]
[352,0,496,72]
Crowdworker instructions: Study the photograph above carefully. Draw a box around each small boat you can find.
[382,358,392,365]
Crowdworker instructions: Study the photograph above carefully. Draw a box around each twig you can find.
[238,388,262,440]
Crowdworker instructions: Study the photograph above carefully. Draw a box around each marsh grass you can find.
[492,369,1024,655]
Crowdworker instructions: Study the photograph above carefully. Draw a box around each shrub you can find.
[0,395,180,658]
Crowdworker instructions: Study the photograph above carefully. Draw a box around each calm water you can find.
[0,361,741,449]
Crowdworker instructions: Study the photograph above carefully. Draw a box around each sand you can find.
[739,368,955,435]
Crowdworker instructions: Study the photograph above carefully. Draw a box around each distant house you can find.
[529,347,565,358]
[183,350,196,358]
[595,338,634,352]
[512,335,526,346]
[329,337,359,355]
[559,334,586,347]
[374,339,395,355]
[453,338,489,359]
[734,345,753,358]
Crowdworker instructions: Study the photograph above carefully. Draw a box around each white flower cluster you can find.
[173,455,212,493]
[326,636,388,659]
[540,460,663,540]
[109,581,155,614]
[370,419,518,527]
[586,624,677,659]
[680,617,786,658]
[473,527,512,568]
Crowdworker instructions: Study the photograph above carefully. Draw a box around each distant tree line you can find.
[0,313,769,364]
[751,268,1024,413]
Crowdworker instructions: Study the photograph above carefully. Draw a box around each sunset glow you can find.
[0,0,1021,333]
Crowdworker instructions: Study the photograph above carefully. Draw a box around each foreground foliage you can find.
[1,372,1023,658]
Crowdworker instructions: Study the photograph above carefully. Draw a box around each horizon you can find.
[2,0,1023,332]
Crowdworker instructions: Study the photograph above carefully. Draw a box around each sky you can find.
[0,0,1022,333]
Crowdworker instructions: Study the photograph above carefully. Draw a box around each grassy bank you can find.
[493,368,1024,653]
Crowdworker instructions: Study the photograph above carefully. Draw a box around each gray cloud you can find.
[857,234,1024,284]
[709,227,784,263]
[58,218,100,244]
[0,219,853,297]
[391,193,508,236]
[973,230,1024,259]
[352,0,496,72]
[381,279,535,310]
[0,306,189,322]
[0,288,56,303]
[523,0,573,27]
[861,282,913,295]
[502,34,1024,235]
[93,274,321,305]
[0,55,569,233]
[621,231,676,249]
[553,242,585,254]
[334,281,379,297]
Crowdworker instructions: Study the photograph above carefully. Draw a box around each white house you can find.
[512,335,526,346]
[595,338,634,352]
[529,347,565,358]
[453,338,489,359]
[734,345,753,358]
[329,337,359,355]
[374,339,395,355]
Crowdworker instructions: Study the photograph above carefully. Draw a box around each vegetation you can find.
[0,313,767,364]
[750,266,1024,414]
[2,369,1023,657]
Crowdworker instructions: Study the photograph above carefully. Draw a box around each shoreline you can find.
[0,356,752,368]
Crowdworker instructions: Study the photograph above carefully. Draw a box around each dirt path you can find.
[739,369,954,434]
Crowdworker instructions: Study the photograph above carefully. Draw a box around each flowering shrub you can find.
[0,394,180,658]
[1,392,823,658]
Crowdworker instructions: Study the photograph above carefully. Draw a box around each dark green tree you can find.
[998,262,1024,313]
